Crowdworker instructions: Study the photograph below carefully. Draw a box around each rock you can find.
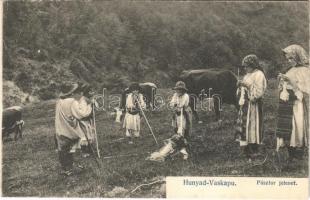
[3,80,39,107]
[106,186,129,198]
[231,170,238,174]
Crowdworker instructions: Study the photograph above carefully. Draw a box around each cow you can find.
[2,106,24,141]
[179,68,238,123]
[116,82,157,123]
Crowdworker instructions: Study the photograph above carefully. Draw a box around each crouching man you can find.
[55,83,94,176]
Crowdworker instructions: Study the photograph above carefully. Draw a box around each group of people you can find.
[54,44,309,176]
[236,44,309,162]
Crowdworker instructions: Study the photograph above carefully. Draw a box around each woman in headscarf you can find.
[237,54,267,160]
[276,44,310,160]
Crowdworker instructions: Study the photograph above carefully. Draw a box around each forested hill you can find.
[3,1,309,105]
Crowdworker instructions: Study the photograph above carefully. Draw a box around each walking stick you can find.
[82,129,101,168]
[180,107,183,137]
[136,99,158,145]
[92,102,100,158]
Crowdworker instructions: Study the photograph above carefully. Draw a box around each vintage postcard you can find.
[1,0,309,199]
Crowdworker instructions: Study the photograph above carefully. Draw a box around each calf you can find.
[2,106,24,141]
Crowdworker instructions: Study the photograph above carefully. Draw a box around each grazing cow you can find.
[116,82,157,123]
[2,106,24,141]
[179,68,238,122]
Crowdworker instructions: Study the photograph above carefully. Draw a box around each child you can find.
[170,81,192,160]
[123,83,146,144]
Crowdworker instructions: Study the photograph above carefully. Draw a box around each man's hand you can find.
[84,97,92,105]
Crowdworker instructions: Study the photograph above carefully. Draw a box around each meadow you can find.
[2,79,308,197]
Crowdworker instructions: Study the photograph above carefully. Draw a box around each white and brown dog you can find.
[146,134,189,162]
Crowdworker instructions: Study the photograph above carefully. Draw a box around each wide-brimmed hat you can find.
[173,81,188,91]
[59,83,80,98]
[129,82,142,92]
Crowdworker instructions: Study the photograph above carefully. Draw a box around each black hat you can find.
[59,83,80,98]
[173,81,188,91]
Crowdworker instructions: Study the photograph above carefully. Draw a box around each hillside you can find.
[3,1,309,105]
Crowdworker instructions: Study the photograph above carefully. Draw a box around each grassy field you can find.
[2,80,308,197]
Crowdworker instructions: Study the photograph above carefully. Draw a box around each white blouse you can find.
[242,70,267,101]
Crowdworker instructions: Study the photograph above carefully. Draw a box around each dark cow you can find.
[179,68,238,122]
[2,106,24,141]
[120,82,157,110]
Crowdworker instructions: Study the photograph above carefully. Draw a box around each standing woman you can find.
[276,44,310,160]
[123,83,146,144]
[237,55,267,160]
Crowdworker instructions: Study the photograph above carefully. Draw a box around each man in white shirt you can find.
[55,83,93,176]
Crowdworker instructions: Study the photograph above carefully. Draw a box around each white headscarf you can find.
[282,44,309,66]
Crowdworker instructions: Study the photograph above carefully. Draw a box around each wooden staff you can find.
[136,98,158,145]
[92,102,100,158]
[180,107,184,137]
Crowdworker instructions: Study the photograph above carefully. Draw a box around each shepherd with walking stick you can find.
[123,83,147,144]
[170,81,192,160]
[55,82,96,176]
